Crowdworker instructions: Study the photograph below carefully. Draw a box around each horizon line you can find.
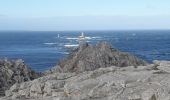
[0,29,170,32]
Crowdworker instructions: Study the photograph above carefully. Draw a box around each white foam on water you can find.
[57,51,69,54]
[66,37,101,40]
[66,37,79,40]
[84,37,92,39]
[44,43,57,45]
[64,36,102,41]
[64,44,79,47]
[91,37,101,39]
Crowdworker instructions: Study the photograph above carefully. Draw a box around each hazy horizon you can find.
[0,0,170,31]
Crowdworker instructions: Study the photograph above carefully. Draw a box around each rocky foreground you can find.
[1,42,170,100]
[1,61,170,100]
[0,59,40,97]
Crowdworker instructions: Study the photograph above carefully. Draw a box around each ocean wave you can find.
[57,51,69,54]
[64,44,79,47]
[66,37,79,40]
[91,37,101,39]
[66,37,101,40]
[85,37,92,39]
[43,43,57,45]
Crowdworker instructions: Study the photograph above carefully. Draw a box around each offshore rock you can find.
[1,61,170,100]
[57,42,147,73]
[0,59,40,96]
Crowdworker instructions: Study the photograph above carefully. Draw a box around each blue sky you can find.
[0,0,170,30]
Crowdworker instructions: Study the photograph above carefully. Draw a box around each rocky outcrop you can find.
[1,42,169,100]
[2,61,170,100]
[0,59,40,96]
[57,42,147,73]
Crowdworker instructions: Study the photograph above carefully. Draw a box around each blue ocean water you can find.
[0,30,170,72]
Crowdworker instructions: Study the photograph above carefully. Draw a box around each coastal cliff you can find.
[1,42,170,100]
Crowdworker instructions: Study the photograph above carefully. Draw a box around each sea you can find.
[0,30,170,72]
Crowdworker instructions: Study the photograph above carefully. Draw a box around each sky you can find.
[0,0,170,31]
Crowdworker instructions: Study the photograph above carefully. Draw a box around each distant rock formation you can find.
[57,42,147,73]
[2,60,170,100]
[0,59,40,96]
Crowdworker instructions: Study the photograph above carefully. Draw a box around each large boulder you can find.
[57,42,147,73]
[0,59,40,96]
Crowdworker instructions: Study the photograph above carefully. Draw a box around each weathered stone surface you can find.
[56,42,147,73]
[141,89,157,100]
[0,59,40,96]
[154,60,170,73]
[1,61,170,100]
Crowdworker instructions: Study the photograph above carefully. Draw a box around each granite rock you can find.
[0,59,40,96]
[56,42,147,73]
[1,61,170,100]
